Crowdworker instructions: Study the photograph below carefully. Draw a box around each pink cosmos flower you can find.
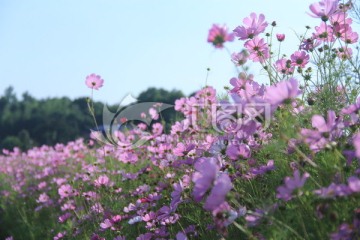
[300,37,322,52]
[341,28,359,44]
[231,50,249,66]
[58,212,72,223]
[290,51,310,68]
[314,183,351,198]
[58,184,73,198]
[348,176,360,192]
[152,122,163,136]
[233,13,268,40]
[265,78,301,106]
[276,33,285,42]
[244,37,270,63]
[308,0,339,22]
[276,170,310,201]
[149,107,159,120]
[353,133,360,158]
[337,46,353,60]
[91,203,104,213]
[54,231,66,240]
[301,110,343,152]
[85,73,104,90]
[204,173,232,211]
[192,157,219,202]
[274,58,294,75]
[100,219,113,229]
[226,143,251,160]
[330,223,354,240]
[314,22,335,42]
[94,175,111,187]
[330,12,352,26]
[228,76,247,94]
[37,193,50,203]
[207,24,234,48]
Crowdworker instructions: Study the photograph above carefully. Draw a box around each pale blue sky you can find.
[0,0,344,105]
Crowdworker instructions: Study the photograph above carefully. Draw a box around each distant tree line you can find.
[0,86,185,151]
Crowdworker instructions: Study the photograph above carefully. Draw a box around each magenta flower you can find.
[204,173,232,211]
[265,78,301,106]
[54,231,66,240]
[149,107,159,120]
[231,50,249,66]
[226,143,251,160]
[152,122,163,136]
[100,219,113,229]
[170,182,183,210]
[37,193,50,203]
[192,157,219,202]
[353,133,360,158]
[94,175,111,187]
[341,28,359,44]
[314,22,335,42]
[312,110,338,132]
[348,176,360,192]
[85,73,104,90]
[233,13,268,40]
[276,170,310,201]
[58,212,72,223]
[274,58,294,75]
[58,184,73,198]
[314,183,352,198]
[276,33,285,42]
[308,0,339,22]
[301,110,343,152]
[330,223,354,240]
[337,46,353,60]
[176,232,187,240]
[330,12,352,26]
[244,37,270,63]
[290,51,310,68]
[249,160,275,176]
[207,24,234,48]
[300,37,322,52]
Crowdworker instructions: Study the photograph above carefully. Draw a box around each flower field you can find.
[1,1,360,239]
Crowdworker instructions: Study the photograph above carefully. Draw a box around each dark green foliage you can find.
[0,86,104,150]
[0,86,186,150]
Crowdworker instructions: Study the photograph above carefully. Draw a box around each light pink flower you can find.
[353,133,360,158]
[94,175,111,187]
[85,73,104,90]
[244,37,270,63]
[330,12,352,26]
[149,107,159,120]
[100,219,113,229]
[233,13,268,40]
[341,28,358,43]
[265,78,301,105]
[290,51,310,68]
[314,22,335,42]
[37,193,50,203]
[58,184,73,198]
[207,24,234,48]
[231,50,249,66]
[337,46,353,60]
[308,0,339,21]
[91,203,104,213]
[54,231,66,240]
[274,58,294,75]
[152,122,163,136]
